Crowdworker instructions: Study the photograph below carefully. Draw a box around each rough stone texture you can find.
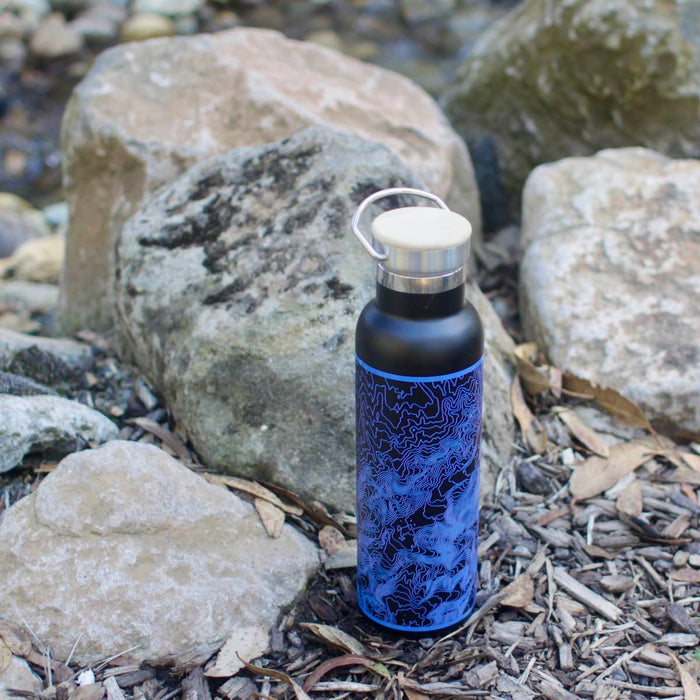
[0,394,117,471]
[59,26,480,331]
[443,0,700,220]
[520,148,700,438]
[0,329,95,386]
[0,657,42,700]
[115,127,513,510]
[0,441,319,666]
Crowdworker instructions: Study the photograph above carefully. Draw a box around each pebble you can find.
[674,550,690,567]
[133,0,203,17]
[561,447,576,466]
[516,460,551,495]
[0,208,51,259]
[0,192,33,213]
[41,201,69,230]
[29,12,84,59]
[304,30,344,52]
[120,13,175,42]
[0,235,64,283]
[689,554,700,568]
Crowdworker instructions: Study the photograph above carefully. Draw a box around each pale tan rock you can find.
[520,148,700,437]
[0,441,319,667]
[59,27,480,331]
[0,657,42,700]
[0,235,64,282]
[29,12,83,58]
[120,14,175,43]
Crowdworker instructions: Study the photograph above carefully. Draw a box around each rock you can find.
[303,29,344,52]
[9,0,50,23]
[70,1,127,45]
[0,441,319,666]
[520,148,700,438]
[516,461,550,495]
[398,0,456,24]
[29,13,84,59]
[120,14,175,42]
[0,193,33,212]
[0,280,60,314]
[0,657,43,700]
[0,328,95,385]
[0,235,64,282]
[42,201,69,230]
[115,127,513,510]
[0,394,117,472]
[59,26,480,331]
[443,0,700,218]
[0,207,51,258]
[0,370,54,397]
[133,0,203,16]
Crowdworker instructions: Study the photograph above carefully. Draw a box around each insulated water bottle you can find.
[352,188,483,633]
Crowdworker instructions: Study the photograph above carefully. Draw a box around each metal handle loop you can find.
[351,187,450,261]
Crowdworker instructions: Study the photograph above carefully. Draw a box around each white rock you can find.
[29,12,84,59]
[0,395,117,471]
[133,0,203,16]
[120,13,175,42]
[521,148,700,437]
[58,27,480,331]
[0,441,319,667]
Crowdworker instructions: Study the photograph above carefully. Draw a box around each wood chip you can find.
[553,568,621,621]
[671,568,700,583]
[0,641,10,673]
[500,574,535,609]
[570,439,660,500]
[553,406,609,457]
[103,677,126,700]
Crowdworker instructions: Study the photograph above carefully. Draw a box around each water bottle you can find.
[352,188,483,633]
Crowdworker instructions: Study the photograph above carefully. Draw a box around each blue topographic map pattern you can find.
[356,358,483,631]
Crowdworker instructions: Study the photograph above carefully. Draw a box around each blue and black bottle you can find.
[352,188,483,634]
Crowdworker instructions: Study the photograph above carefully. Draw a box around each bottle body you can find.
[355,283,484,633]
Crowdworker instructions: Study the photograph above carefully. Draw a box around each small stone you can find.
[674,550,690,568]
[561,447,575,466]
[42,201,69,230]
[29,13,84,59]
[133,0,203,17]
[600,575,634,594]
[120,14,175,42]
[0,395,117,472]
[0,328,94,375]
[689,554,700,568]
[303,30,344,52]
[0,657,43,699]
[398,0,455,24]
[0,14,27,41]
[0,193,32,212]
[0,235,64,282]
[174,15,198,35]
[0,441,319,666]
[516,461,551,495]
[325,541,358,570]
[0,208,51,259]
[0,281,59,314]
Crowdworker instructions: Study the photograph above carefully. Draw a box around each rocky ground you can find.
[1,0,700,699]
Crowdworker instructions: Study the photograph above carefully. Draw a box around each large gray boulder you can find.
[443,0,700,221]
[0,441,319,667]
[59,26,481,332]
[115,128,513,511]
[520,148,700,439]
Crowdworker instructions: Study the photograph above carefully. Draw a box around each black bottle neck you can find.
[376,282,465,319]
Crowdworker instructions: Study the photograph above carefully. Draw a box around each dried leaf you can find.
[544,365,563,399]
[0,639,11,673]
[318,526,347,555]
[500,574,534,609]
[205,474,302,516]
[256,481,345,530]
[299,623,367,656]
[570,439,660,500]
[670,653,700,700]
[513,343,550,395]
[254,498,285,538]
[562,372,652,429]
[129,417,192,464]
[402,690,431,700]
[616,478,643,518]
[236,655,311,700]
[511,376,547,454]
[205,625,269,678]
[301,654,390,692]
[553,406,609,457]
